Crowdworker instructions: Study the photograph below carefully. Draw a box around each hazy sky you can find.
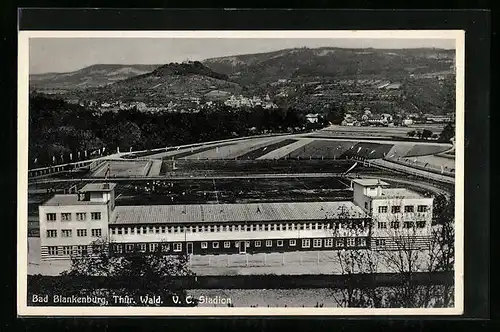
[29,38,456,74]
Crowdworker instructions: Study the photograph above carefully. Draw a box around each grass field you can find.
[314,124,446,139]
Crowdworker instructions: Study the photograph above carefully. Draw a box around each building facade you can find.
[37,178,434,260]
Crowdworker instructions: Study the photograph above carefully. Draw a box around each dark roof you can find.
[112,201,367,225]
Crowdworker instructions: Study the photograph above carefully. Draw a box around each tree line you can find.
[29,94,345,168]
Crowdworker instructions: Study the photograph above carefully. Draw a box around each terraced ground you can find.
[287,140,355,159]
[341,142,394,159]
[405,144,452,157]
[92,160,151,177]
[237,139,298,160]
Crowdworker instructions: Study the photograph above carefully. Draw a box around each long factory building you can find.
[38,179,434,259]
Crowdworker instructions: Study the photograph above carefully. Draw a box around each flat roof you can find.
[374,188,428,199]
[42,195,106,206]
[79,183,116,192]
[351,179,390,187]
[112,201,368,225]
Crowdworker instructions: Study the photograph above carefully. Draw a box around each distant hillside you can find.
[203,47,455,85]
[29,64,162,91]
[71,61,241,102]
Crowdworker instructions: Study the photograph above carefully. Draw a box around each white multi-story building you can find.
[39,183,116,260]
[352,179,434,250]
[37,178,434,260]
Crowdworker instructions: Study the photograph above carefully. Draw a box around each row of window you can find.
[46,245,97,256]
[377,205,428,214]
[377,221,426,229]
[46,212,101,222]
[46,228,102,238]
[111,238,369,253]
[109,221,367,235]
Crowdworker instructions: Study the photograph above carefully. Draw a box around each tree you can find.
[439,123,455,142]
[60,238,198,307]
[407,130,416,138]
[421,129,433,140]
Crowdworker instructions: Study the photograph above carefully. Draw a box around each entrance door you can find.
[239,241,246,254]
[187,242,193,255]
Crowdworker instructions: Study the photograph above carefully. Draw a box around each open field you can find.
[112,177,352,205]
[341,142,393,159]
[313,124,446,139]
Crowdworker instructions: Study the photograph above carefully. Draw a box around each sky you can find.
[29,38,456,74]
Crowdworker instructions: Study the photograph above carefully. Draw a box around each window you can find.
[161,226,166,233]
[192,227,197,233]
[299,224,305,230]
[61,229,72,237]
[110,228,116,235]
[139,244,147,252]
[325,238,333,247]
[404,205,414,213]
[378,206,388,213]
[201,242,208,249]
[92,245,103,254]
[48,246,58,255]
[277,240,283,247]
[403,221,415,228]
[289,239,296,247]
[313,239,322,248]
[255,241,261,247]
[149,243,158,252]
[378,222,387,229]
[225,225,230,232]
[417,205,428,212]
[46,213,56,221]
[126,244,135,252]
[91,212,101,220]
[212,241,219,249]
[62,246,72,255]
[161,243,170,252]
[375,239,386,246]
[224,241,230,248]
[266,240,272,247]
[391,206,401,213]
[347,238,355,247]
[155,227,160,234]
[302,239,310,248]
[61,213,72,221]
[46,230,57,238]
[149,227,155,234]
[117,228,123,235]
[305,224,311,230]
[358,238,367,246]
[335,239,344,247]
[364,202,368,209]
[173,243,182,252]
[131,227,136,235]
[210,225,215,232]
[273,224,278,231]
[77,229,87,237]
[417,221,426,228]
[124,228,129,235]
[391,221,400,229]
[76,213,86,221]
[115,244,123,254]
[245,241,250,248]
